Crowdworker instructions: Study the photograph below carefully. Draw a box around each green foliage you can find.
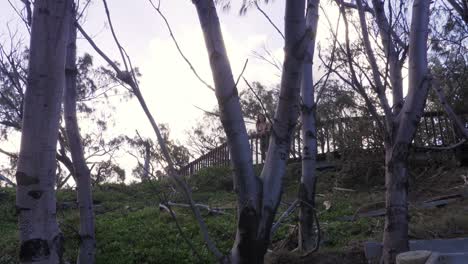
[189,166,233,192]
[0,188,17,264]
[1,164,468,263]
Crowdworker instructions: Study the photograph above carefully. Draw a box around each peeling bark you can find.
[15,0,71,263]
[64,8,96,264]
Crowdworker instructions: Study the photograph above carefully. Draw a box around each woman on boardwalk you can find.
[256,113,271,161]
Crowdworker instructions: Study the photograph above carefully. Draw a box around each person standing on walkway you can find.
[256,113,271,161]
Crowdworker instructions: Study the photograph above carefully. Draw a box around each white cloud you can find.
[112,24,281,143]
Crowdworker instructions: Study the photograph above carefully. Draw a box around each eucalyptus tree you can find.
[64,6,95,263]
[187,81,278,157]
[329,0,432,262]
[298,0,321,253]
[126,124,190,180]
[0,34,123,189]
[445,0,468,25]
[193,0,314,262]
[15,0,71,262]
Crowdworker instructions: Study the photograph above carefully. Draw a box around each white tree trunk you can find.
[257,0,307,248]
[193,1,261,262]
[382,0,431,263]
[193,0,309,262]
[15,0,71,263]
[64,9,96,264]
[298,0,320,252]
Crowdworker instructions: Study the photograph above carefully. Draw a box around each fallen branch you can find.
[333,187,356,192]
[341,193,465,221]
[415,139,466,151]
[159,203,173,215]
[167,201,229,215]
[0,173,15,187]
[270,199,300,236]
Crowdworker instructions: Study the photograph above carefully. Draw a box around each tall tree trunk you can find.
[382,0,431,263]
[193,0,309,262]
[192,1,261,262]
[382,141,410,264]
[15,0,71,263]
[257,0,306,249]
[298,0,320,252]
[64,8,96,264]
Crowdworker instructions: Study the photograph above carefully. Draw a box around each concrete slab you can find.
[364,238,468,264]
[426,252,468,264]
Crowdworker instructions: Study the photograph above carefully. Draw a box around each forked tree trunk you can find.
[194,0,309,262]
[64,8,96,264]
[382,0,431,263]
[298,0,320,252]
[15,0,71,263]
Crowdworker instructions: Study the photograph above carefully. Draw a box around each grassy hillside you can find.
[1,158,468,264]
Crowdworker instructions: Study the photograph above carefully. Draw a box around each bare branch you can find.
[254,0,285,39]
[147,0,215,91]
[78,10,223,259]
[431,77,468,139]
[101,0,130,72]
[0,173,15,187]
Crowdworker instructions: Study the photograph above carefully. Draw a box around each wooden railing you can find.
[179,111,468,176]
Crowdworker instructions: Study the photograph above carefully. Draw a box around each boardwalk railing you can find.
[179,111,468,176]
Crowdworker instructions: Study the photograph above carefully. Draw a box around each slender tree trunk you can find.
[142,141,151,181]
[257,0,307,249]
[64,8,96,264]
[192,1,261,262]
[382,0,431,263]
[15,0,71,263]
[298,0,320,252]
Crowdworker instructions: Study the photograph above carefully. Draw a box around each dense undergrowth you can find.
[1,152,468,263]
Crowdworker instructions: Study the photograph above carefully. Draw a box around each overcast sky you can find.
[1,0,341,143]
[0,0,343,182]
[76,0,288,142]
